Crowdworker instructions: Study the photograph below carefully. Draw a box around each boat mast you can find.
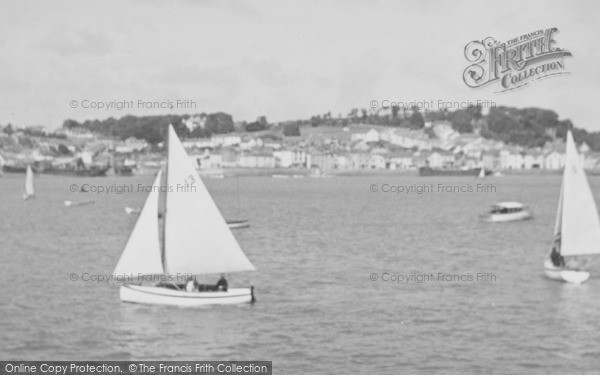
[236,175,241,216]
[161,124,169,272]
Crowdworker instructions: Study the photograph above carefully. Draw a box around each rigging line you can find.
[237,174,241,216]
[161,125,170,273]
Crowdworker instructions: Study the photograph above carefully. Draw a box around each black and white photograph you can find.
[1,1,600,374]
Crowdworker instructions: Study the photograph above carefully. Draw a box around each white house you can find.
[212,135,241,147]
[428,151,454,168]
[335,155,352,170]
[273,150,307,168]
[351,129,380,143]
[78,151,94,165]
[387,152,413,170]
[237,152,276,168]
[182,138,213,149]
[500,150,524,170]
[115,137,148,153]
[369,154,386,169]
[544,151,565,170]
[182,115,206,132]
[523,151,544,169]
[239,137,264,150]
[385,129,432,150]
[432,122,457,141]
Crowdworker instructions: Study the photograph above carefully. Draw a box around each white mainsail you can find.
[164,125,255,275]
[113,171,164,276]
[558,130,600,257]
[23,165,35,199]
[478,166,485,178]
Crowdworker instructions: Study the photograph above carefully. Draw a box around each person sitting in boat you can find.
[185,276,197,292]
[550,247,565,268]
[216,275,228,292]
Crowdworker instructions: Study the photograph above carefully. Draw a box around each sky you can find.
[0,0,599,131]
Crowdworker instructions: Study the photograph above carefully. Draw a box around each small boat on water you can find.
[227,219,250,229]
[478,166,486,179]
[64,200,95,207]
[124,206,141,215]
[479,202,533,222]
[23,165,35,200]
[5,164,38,174]
[543,130,600,284]
[114,125,256,306]
[419,166,492,177]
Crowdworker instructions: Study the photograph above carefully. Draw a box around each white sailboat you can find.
[23,165,35,200]
[478,166,486,178]
[226,176,250,229]
[114,125,256,306]
[543,130,600,284]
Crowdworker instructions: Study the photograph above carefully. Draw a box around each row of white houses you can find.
[187,147,600,171]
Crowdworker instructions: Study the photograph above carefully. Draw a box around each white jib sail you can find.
[24,165,35,198]
[113,170,164,276]
[559,130,600,256]
[164,125,256,275]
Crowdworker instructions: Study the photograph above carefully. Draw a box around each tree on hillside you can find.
[465,104,482,120]
[450,110,473,133]
[204,112,234,134]
[283,123,300,136]
[62,119,81,129]
[408,106,424,129]
[58,144,72,155]
[3,123,14,135]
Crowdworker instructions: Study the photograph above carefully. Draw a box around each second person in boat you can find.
[216,275,228,292]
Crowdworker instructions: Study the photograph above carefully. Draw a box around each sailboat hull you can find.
[120,284,254,306]
[543,259,590,284]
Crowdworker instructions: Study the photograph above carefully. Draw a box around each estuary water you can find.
[1,173,599,374]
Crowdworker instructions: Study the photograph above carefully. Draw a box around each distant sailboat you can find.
[478,166,486,178]
[226,175,250,229]
[23,165,35,200]
[544,130,600,284]
[124,206,141,215]
[114,125,256,306]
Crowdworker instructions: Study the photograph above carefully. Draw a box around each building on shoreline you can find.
[3,123,600,173]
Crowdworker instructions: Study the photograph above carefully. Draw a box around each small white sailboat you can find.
[114,125,256,306]
[225,176,250,229]
[543,130,600,284]
[23,165,35,200]
[478,166,486,178]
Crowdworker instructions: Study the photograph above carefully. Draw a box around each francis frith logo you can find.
[463,28,572,92]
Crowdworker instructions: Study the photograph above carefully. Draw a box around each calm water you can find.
[1,173,600,374]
